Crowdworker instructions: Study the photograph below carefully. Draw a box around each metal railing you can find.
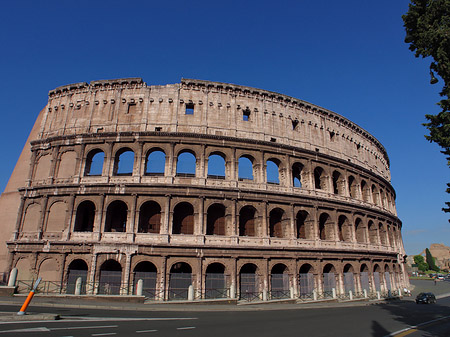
[239,291,262,302]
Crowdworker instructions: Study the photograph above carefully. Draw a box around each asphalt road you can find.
[2,296,450,337]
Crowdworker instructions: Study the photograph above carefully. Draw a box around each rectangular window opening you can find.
[185,103,194,115]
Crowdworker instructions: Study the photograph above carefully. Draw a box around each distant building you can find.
[421,244,450,271]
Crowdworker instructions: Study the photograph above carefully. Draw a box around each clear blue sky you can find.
[0,0,447,255]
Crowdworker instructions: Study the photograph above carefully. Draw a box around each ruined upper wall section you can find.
[41,78,391,181]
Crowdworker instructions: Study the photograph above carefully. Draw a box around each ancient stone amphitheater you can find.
[0,78,408,301]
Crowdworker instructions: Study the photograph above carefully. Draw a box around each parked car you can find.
[416,292,436,304]
[437,274,445,280]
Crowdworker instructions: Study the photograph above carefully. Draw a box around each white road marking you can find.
[51,325,118,331]
[384,314,450,337]
[0,317,197,325]
[0,327,50,333]
[176,326,196,330]
[91,334,117,337]
[136,330,158,333]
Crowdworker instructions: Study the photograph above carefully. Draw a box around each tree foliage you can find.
[425,248,440,271]
[403,0,450,217]
[414,254,429,271]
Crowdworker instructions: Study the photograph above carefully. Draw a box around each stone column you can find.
[290,204,296,239]
[37,196,49,240]
[196,197,204,235]
[65,194,76,240]
[162,195,171,234]
[88,253,98,295]
[121,254,132,295]
[127,194,137,242]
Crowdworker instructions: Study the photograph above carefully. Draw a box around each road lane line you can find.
[385,315,450,337]
[176,327,196,330]
[0,327,50,333]
[91,333,117,336]
[136,330,158,333]
[50,325,118,331]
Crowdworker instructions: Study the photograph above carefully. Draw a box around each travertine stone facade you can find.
[1,78,408,300]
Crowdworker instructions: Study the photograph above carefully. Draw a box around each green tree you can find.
[414,254,429,271]
[425,248,440,271]
[403,1,450,218]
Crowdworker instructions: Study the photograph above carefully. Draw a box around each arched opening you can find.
[145,149,165,176]
[314,167,326,190]
[176,151,196,177]
[368,221,378,244]
[206,204,226,236]
[343,264,355,293]
[379,223,388,246]
[239,206,257,237]
[373,264,382,292]
[296,210,309,239]
[104,200,128,232]
[299,264,315,298]
[74,200,95,232]
[66,259,88,294]
[270,264,289,299]
[323,264,336,297]
[292,163,303,188]
[207,153,226,179]
[238,156,254,181]
[360,264,370,292]
[355,218,366,243]
[205,263,227,299]
[113,148,134,176]
[266,159,280,184]
[84,149,104,176]
[338,215,351,242]
[269,208,285,238]
[138,201,161,233]
[168,262,192,300]
[172,202,194,235]
[133,261,157,298]
[348,175,357,198]
[98,260,122,295]
[332,171,342,195]
[384,265,392,292]
[372,184,380,205]
[239,263,259,301]
[319,213,333,240]
[361,180,371,203]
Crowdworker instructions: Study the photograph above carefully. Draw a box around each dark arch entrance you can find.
[299,264,315,298]
[206,204,226,236]
[323,264,336,298]
[133,261,157,298]
[270,264,289,299]
[172,203,194,235]
[168,262,192,300]
[205,263,227,299]
[104,200,127,232]
[239,206,256,237]
[74,201,95,232]
[98,260,122,295]
[66,259,88,294]
[239,263,259,301]
[138,201,161,233]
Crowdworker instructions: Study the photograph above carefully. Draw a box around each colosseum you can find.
[0,78,408,301]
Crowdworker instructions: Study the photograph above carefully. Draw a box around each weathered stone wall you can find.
[1,78,408,298]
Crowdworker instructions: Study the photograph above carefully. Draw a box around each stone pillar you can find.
[65,194,76,240]
[135,141,144,180]
[127,194,137,242]
[196,197,204,235]
[105,142,114,180]
[262,202,268,237]
[95,194,106,241]
[121,254,132,295]
[37,196,49,240]
[88,254,98,295]
[290,204,296,239]
[162,195,171,234]
[231,199,237,236]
